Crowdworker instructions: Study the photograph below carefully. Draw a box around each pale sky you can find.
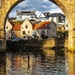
[9,0,63,17]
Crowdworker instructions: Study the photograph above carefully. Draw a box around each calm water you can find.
[0,48,68,75]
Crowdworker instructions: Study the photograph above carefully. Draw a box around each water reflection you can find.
[5,48,68,75]
[0,53,5,75]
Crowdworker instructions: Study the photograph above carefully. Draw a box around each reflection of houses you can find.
[16,10,36,20]
[5,20,12,40]
[33,20,57,38]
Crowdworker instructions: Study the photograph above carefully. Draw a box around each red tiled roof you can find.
[12,23,21,31]
[33,24,39,30]
[33,21,50,30]
[38,21,50,29]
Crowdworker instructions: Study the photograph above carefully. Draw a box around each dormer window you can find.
[48,27,50,29]
[25,25,28,28]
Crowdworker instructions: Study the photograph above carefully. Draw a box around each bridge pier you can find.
[68,26,75,51]
[65,51,75,75]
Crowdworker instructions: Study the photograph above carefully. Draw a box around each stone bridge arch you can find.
[0,0,75,51]
[0,0,75,75]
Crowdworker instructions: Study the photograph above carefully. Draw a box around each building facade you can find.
[34,21,57,39]
[16,10,36,20]
[5,20,12,40]
[12,22,21,41]
[49,13,65,26]
[21,18,33,40]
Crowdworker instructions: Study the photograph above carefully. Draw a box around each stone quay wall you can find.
[7,38,68,49]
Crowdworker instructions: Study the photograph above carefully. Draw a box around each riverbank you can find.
[6,38,68,50]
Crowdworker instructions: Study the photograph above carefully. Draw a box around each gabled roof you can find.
[43,12,50,17]
[39,12,50,18]
[33,21,50,30]
[33,24,39,30]
[8,20,14,26]
[12,23,21,31]
[38,21,50,29]
[50,13,65,17]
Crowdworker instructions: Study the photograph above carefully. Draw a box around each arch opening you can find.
[4,0,68,44]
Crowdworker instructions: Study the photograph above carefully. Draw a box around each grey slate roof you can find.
[50,13,65,17]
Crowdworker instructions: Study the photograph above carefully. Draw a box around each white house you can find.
[5,19,12,40]
[21,18,33,40]
[49,13,65,27]
[16,10,36,20]
[35,21,57,39]
[39,12,50,21]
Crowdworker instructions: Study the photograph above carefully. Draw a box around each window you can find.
[23,36,25,38]
[66,24,68,27]
[53,36,55,38]
[12,31,14,34]
[25,25,28,28]
[58,16,63,23]
[9,37,10,39]
[53,30,55,32]
[22,31,25,34]
[42,30,45,34]
[48,27,50,29]
[28,31,30,33]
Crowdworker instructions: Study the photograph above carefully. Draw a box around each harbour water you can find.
[0,48,68,75]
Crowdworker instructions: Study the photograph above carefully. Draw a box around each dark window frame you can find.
[22,31,25,34]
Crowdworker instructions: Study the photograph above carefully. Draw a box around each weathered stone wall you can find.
[6,38,68,48]
[53,0,75,51]
[0,0,22,51]
[42,38,68,48]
